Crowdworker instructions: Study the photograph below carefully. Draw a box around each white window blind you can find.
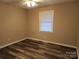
[39,10,54,32]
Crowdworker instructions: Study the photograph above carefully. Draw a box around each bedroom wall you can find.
[77,3,79,59]
[27,2,78,46]
[78,19,79,58]
[0,3,28,47]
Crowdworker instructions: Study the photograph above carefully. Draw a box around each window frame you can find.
[39,10,54,32]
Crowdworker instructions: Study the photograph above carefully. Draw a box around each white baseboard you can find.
[26,37,77,48]
[0,37,77,49]
[0,37,27,49]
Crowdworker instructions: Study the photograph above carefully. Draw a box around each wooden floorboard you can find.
[0,39,78,59]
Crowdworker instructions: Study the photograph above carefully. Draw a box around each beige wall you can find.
[77,3,79,58]
[27,2,78,46]
[0,3,28,47]
[0,1,78,48]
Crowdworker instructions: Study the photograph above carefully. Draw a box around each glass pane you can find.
[39,10,54,32]
[40,23,52,32]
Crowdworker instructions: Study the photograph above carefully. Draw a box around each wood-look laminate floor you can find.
[0,39,78,59]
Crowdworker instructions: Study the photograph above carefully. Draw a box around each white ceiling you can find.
[0,0,78,9]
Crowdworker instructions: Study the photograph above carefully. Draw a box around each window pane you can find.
[40,23,52,32]
[39,10,54,32]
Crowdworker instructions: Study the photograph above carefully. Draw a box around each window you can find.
[39,10,54,32]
